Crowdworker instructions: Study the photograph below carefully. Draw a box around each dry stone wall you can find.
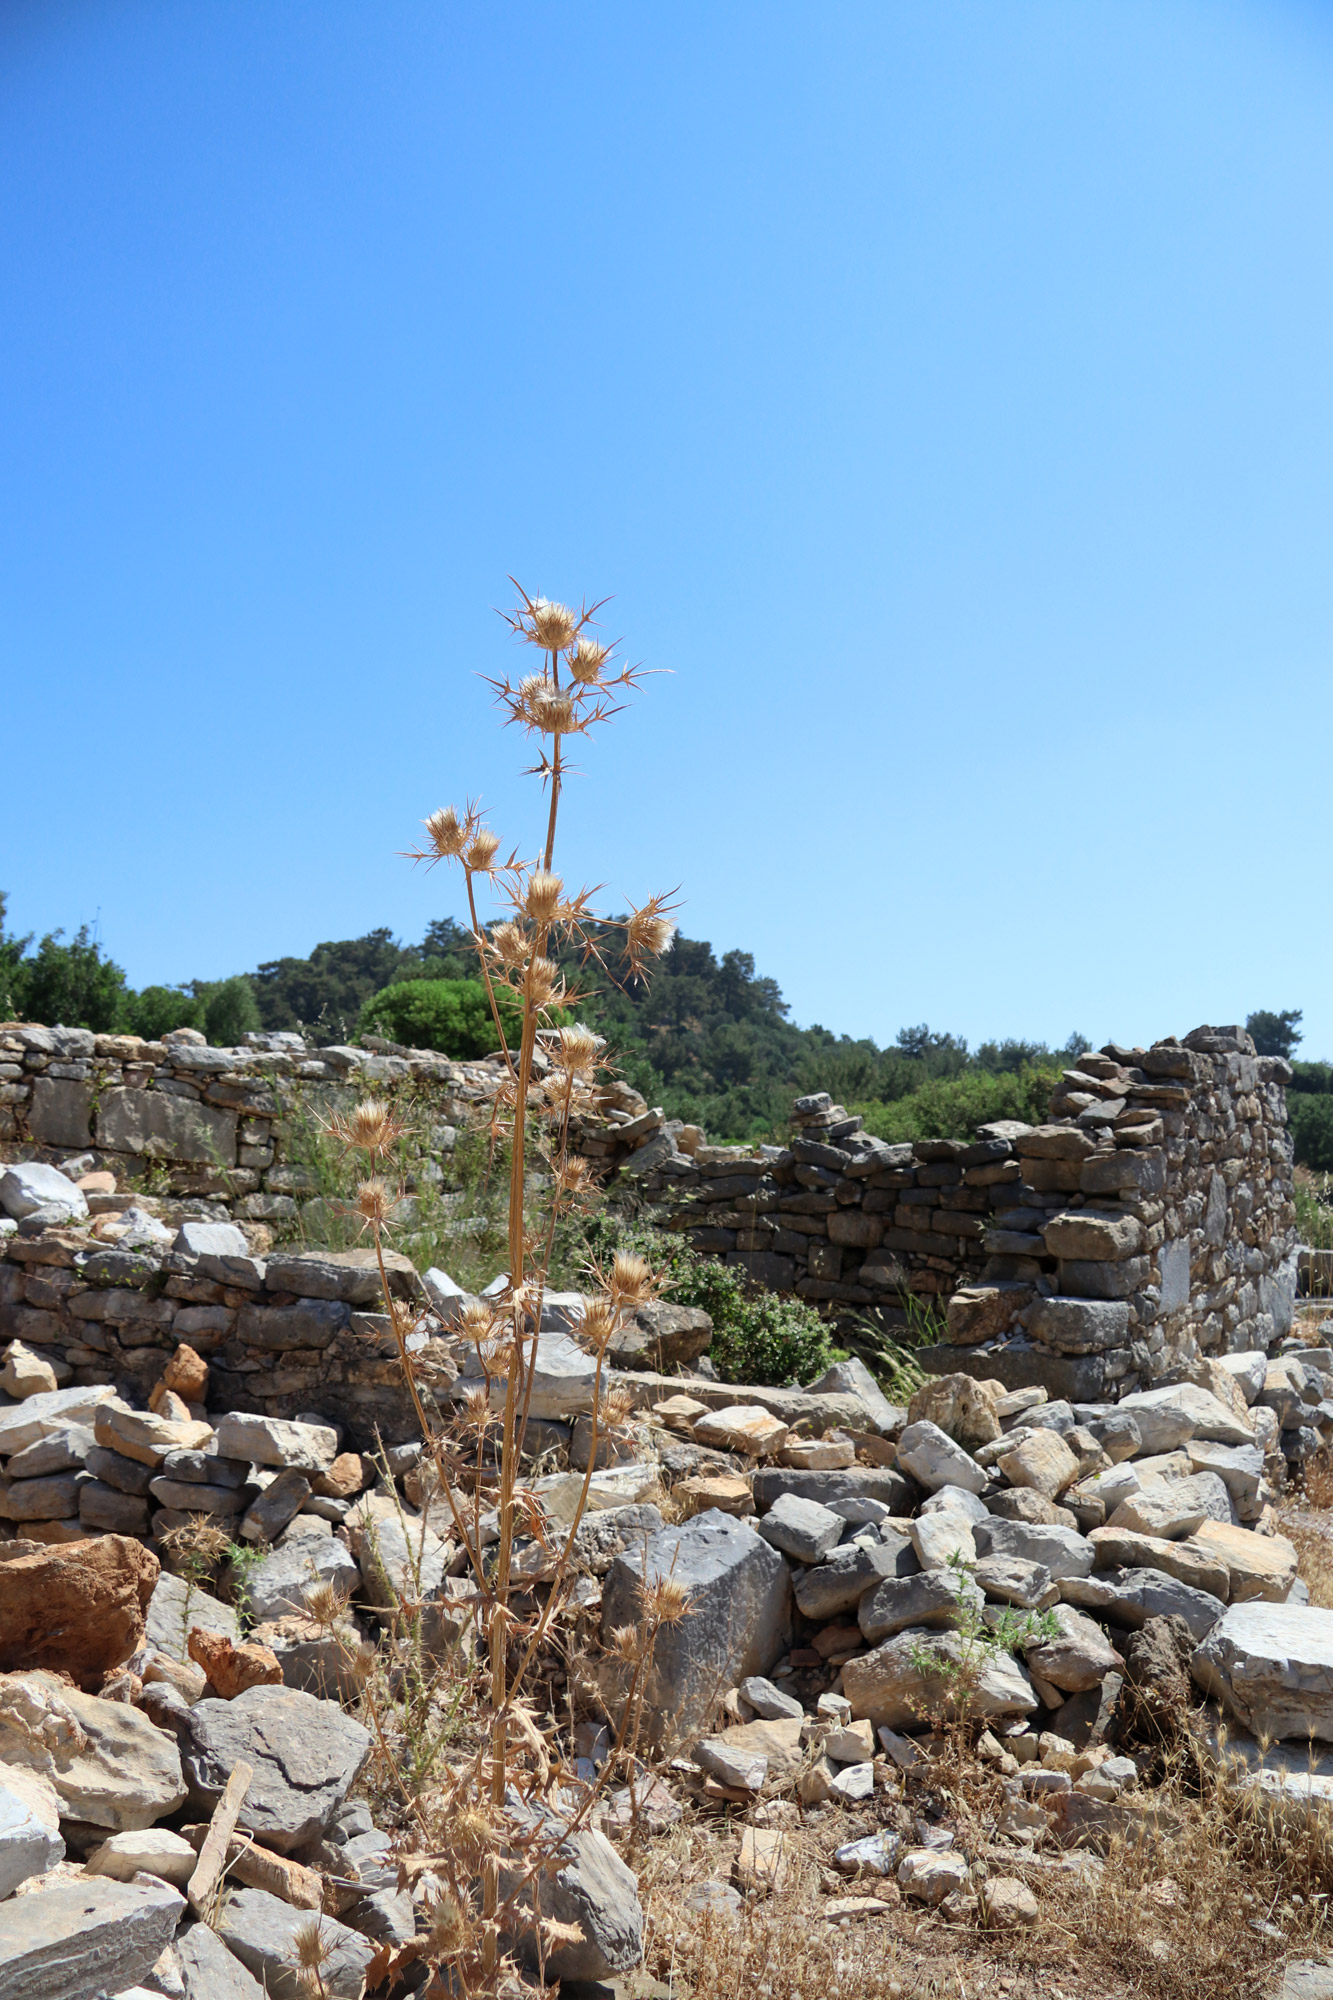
[0,1018,1299,1408]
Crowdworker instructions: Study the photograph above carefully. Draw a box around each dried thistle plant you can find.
[357,581,680,1981]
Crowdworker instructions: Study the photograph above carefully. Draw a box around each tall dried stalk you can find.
[333,584,677,1986]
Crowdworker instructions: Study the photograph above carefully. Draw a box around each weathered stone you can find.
[997,1429,1080,1499]
[607,1301,713,1369]
[180,1683,372,1851]
[1028,1298,1130,1355]
[0,1162,88,1223]
[693,1406,789,1457]
[792,1534,917,1620]
[973,1517,1095,1580]
[85,1825,196,1886]
[945,1284,1033,1346]
[756,1492,844,1563]
[1191,1603,1333,1741]
[5,1428,94,1480]
[897,1847,970,1904]
[1192,1519,1298,1603]
[751,1467,914,1511]
[459,1327,597,1419]
[693,1736,768,1789]
[504,1817,644,1982]
[739,1675,804,1721]
[0,1473,81,1522]
[858,1566,982,1644]
[906,1374,1001,1448]
[974,1555,1058,1610]
[1044,1209,1143,1261]
[0,1533,158,1686]
[1062,1566,1225,1642]
[93,1405,212,1468]
[896,1420,987,1495]
[1023,1604,1122,1692]
[0,1342,58,1400]
[175,1921,268,2000]
[242,1535,361,1622]
[0,1386,119,1458]
[842,1629,1038,1728]
[214,1412,338,1473]
[144,1571,242,1663]
[0,1781,63,1899]
[601,1509,791,1742]
[1089,1526,1230,1600]
[236,1299,349,1352]
[910,1509,976,1569]
[215,1886,375,1999]
[1108,1485,1210,1541]
[806,1357,903,1435]
[187,1628,284,1699]
[98,1088,237,1165]
[0,1877,184,2000]
[1119,1384,1254,1449]
[238,1469,312,1544]
[0,1668,187,1829]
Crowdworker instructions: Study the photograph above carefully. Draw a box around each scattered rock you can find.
[186,1629,284,1699]
[0,1876,183,1999]
[1192,1602,1333,1742]
[841,1629,1038,1729]
[84,1826,197,1886]
[215,1885,375,2000]
[0,1534,159,1687]
[179,1683,372,1851]
[0,1668,187,1830]
[0,1781,63,1900]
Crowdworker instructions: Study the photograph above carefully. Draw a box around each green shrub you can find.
[853,1063,1059,1143]
[358,976,525,1057]
[14,924,127,1032]
[1292,1096,1333,1173]
[126,985,201,1039]
[667,1255,835,1385]
[197,975,261,1046]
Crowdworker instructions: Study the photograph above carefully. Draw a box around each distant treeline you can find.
[3,890,1326,1154]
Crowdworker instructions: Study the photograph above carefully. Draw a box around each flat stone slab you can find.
[175,1922,268,1999]
[180,1683,372,1851]
[1192,1602,1333,1742]
[601,1508,791,1743]
[0,1782,63,1900]
[0,1668,186,1832]
[144,1572,241,1663]
[215,1885,374,2000]
[0,1875,183,2000]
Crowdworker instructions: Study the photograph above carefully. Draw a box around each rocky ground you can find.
[3,1160,1333,1998]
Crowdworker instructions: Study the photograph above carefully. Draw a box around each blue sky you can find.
[3,1,1330,1058]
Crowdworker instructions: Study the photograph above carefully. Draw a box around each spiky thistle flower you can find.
[290,1917,334,1995]
[524,596,580,653]
[423,805,467,859]
[552,1023,601,1078]
[328,1097,404,1158]
[576,1296,618,1352]
[524,871,564,924]
[356,1178,393,1228]
[609,1622,643,1664]
[568,634,609,685]
[524,955,563,1009]
[641,1571,692,1626]
[625,894,678,972]
[488,920,530,970]
[464,828,501,874]
[608,1250,654,1309]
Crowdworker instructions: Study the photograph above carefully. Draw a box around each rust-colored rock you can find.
[147,1385,194,1422]
[312,1452,369,1501]
[187,1627,283,1699]
[158,1343,210,1405]
[0,1534,159,1688]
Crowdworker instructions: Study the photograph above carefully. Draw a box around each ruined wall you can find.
[0,1020,655,1221]
[926,1026,1298,1400]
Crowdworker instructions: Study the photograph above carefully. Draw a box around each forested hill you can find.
[6,891,1326,1151]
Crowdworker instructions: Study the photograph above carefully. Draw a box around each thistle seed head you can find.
[608,1250,654,1309]
[488,920,529,969]
[524,870,564,923]
[464,828,501,874]
[553,1023,601,1077]
[423,805,466,859]
[524,596,579,653]
[332,1097,403,1157]
[625,895,677,968]
[356,1178,393,1227]
[568,635,609,684]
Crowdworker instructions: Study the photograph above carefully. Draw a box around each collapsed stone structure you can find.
[0,1020,1300,1422]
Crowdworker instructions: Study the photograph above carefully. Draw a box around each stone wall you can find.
[625,1026,1298,1401]
[0,1018,1300,1408]
[0,1020,657,1224]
